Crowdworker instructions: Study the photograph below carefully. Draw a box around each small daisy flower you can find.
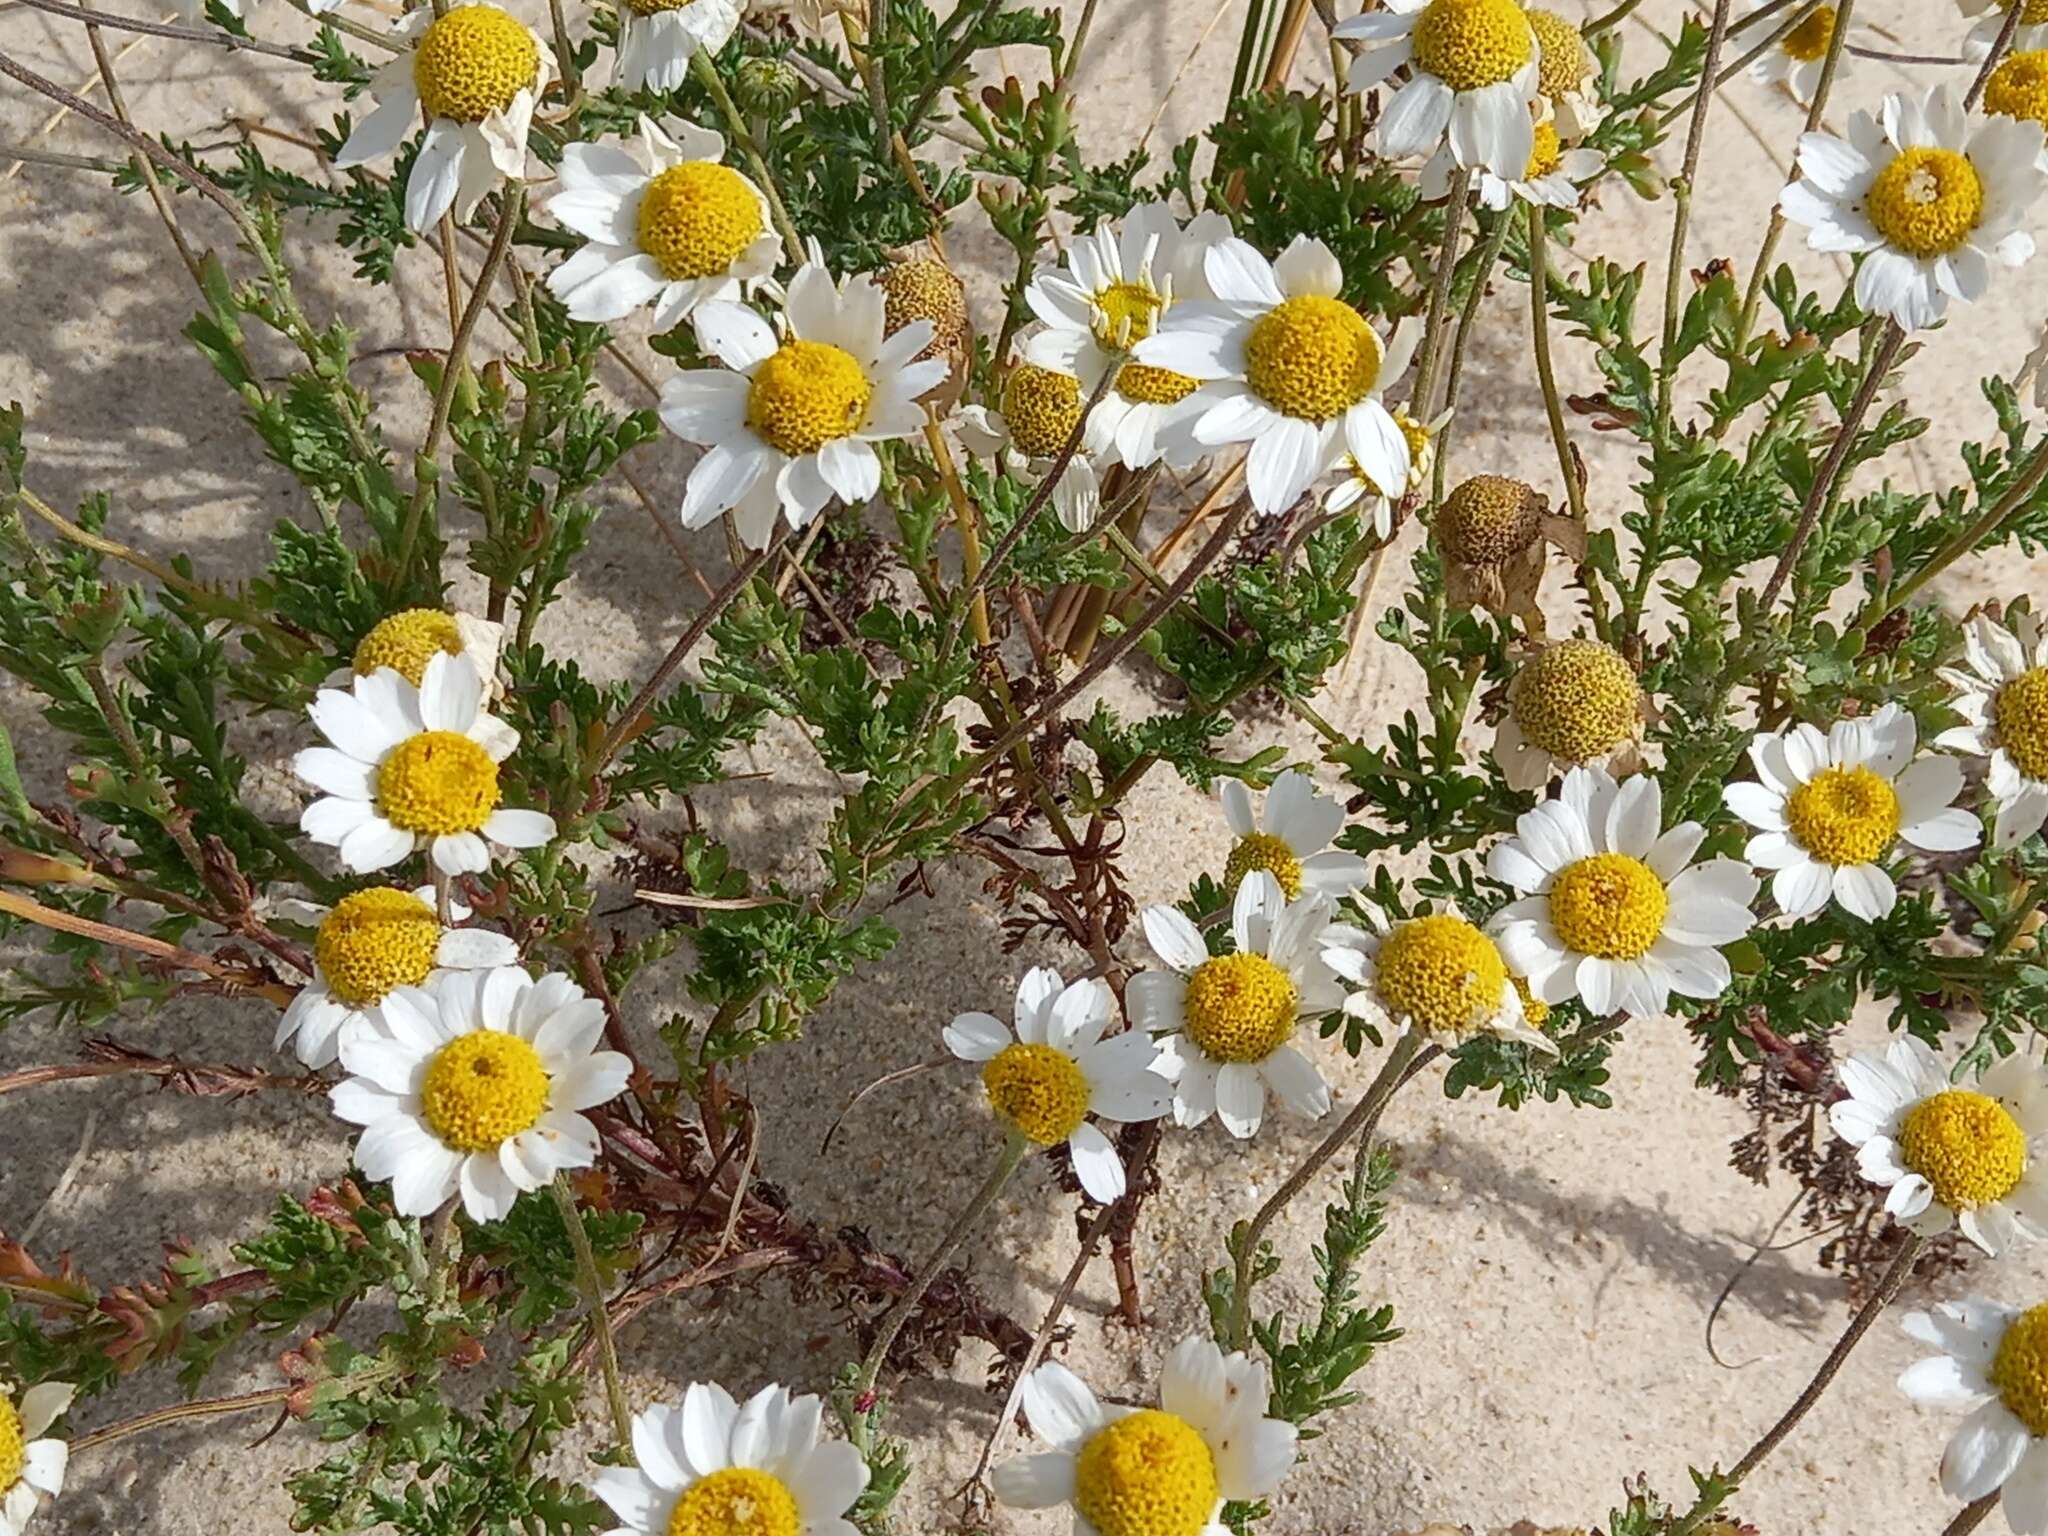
[991,1335,1297,1536]
[1726,704,1980,921]
[660,262,947,549]
[1335,0,1540,180]
[331,2,557,234]
[331,966,630,1222]
[955,362,1104,532]
[591,1380,867,1536]
[1127,871,1354,1139]
[1487,765,1760,1019]
[1778,84,2046,332]
[1830,1034,2048,1253]
[276,884,520,1069]
[546,115,779,330]
[1492,636,1646,791]
[1323,403,1445,539]
[339,608,515,757]
[294,651,556,878]
[1985,51,2048,163]
[1900,1295,2048,1530]
[1216,769,1368,900]
[1747,2,1858,105]
[1527,6,1603,139]
[611,0,740,94]
[1967,0,2048,61]
[943,967,1171,1203]
[1937,610,2048,847]
[1323,905,1556,1052]
[1135,236,1416,517]
[0,1381,71,1536]
[1431,472,1585,632]
[1421,118,1603,209]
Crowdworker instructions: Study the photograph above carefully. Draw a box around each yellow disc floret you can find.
[412,5,539,123]
[1548,852,1668,960]
[1073,1410,1220,1536]
[1511,638,1641,763]
[0,1396,22,1493]
[664,1467,802,1536]
[1784,764,1900,867]
[746,340,871,456]
[1778,2,1837,60]
[1410,0,1534,91]
[1437,474,1543,566]
[880,257,969,363]
[2002,0,2048,23]
[635,162,763,281]
[1527,8,1588,95]
[1093,281,1164,348]
[1898,1089,2027,1210]
[1510,973,1549,1030]
[1865,147,1984,259]
[315,888,441,1007]
[376,731,500,835]
[1182,951,1298,1063]
[1986,51,2048,125]
[1524,120,1564,181]
[1374,914,1509,1038]
[1119,362,1201,406]
[1224,833,1304,900]
[1995,667,2048,781]
[1244,295,1382,422]
[354,609,463,685]
[1993,1302,2048,1438]
[980,1041,1091,1145]
[1001,364,1084,458]
[420,1030,549,1152]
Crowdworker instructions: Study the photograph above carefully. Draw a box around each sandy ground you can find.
[4,0,2047,1531]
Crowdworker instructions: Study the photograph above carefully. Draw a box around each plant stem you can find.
[69,1387,296,1452]
[1411,170,1471,417]
[1528,205,1586,536]
[552,1172,633,1452]
[1942,1495,2002,1536]
[1864,435,2048,624]
[1431,206,1512,503]
[692,51,802,251]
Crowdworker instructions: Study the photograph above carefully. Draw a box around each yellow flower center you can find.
[1778,3,1837,60]
[1510,638,1642,763]
[411,5,539,124]
[745,340,872,456]
[1898,1089,2027,1210]
[881,257,968,364]
[1410,0,1534,90]
[354,609,463,685]
[315,887,441,1007]
[1374,914,1509,1038]
[420,1030,550,1153]
[980,1041,1091,1145]
[663,1467,802,1536]
[1993,1303,2048,1438]
[1547,852,1668,961]
[1119,362,1201,406]
[1001,363,1084,458]
[1510,973,1549,1030]
[2003,0,2048,23]
[376,730,501,835]
[1182,951,1298,1063]
[1093,280,1164,348]
[1349,405,1435,498]
[1224,832,1304,900]
[1072,1409,1221,1536]
[1524,120,1564,180]
[1784,764,1900,867]
[1527,8,1588,95]
[635,162,763,282]
[1864,147,1984,259]
[1986,51,2048,125]
[0,1397,22,1493]
[1995,666,2048,782]
[1244,295,1382,423]
[1437,473,1542,566]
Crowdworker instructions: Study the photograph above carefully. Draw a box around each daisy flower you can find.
[1216,769,1368,899]
[1747,2,1857,105]
[275,884,520,1069]
[339,608,515,758]
[1984,51,2048,158]
[1778,84,2046,332]
[0,1381,71,1536]
[991,1335,1297,1535]
[1900,1295,2048,1531]
[591,1380,867,1536]
[545,114,780,329]
[660,262,947,549]
[1432,471,1585,632]
[331,966,630,1221]
[1492,636,1646,791]
[1966,0,2048,61]
[611,0,740,94]
[1323,905,1556,1051]
[1527,6,1603,139]
[1937,610,2048,847]
[1135,236,1415,517]
[943,967,1171,1203]
[954,362,1104,532]
[331,2,556,233]
[1726,704,1980,921]
[1830,1034,2048,1253]
[1486,765,1760,1019]
[1127,871,1354,1138]
[1422,118,1604,209]
[1334,0,1540,180]
[1323,403,1446,539]
[295,652,555,877]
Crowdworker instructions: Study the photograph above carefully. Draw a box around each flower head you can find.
[1779,84,2045,331]
[1216,769,1368,899]
[879,255,971,406]
[592,1381,868,1536]
[331,1,557,232]
[0,1382,71,1536]
[1938,610,2048,847]
[1746,2,1858,105]
[1966,0,2048,61]
[1421,115,1604,209]
[331,966,630,1221]
[944,967,1171,1202]
[1901,1294,2048,1531]
[1336,0,1541,179]
[1527,7,1604,138]
[1493,636,1646,790]
[1431,472,1586,631]
[1985,50,2048,150]
[1487,766,1759,1019]
[1323,403,1445,538]
[546,115,779,330]
[955,362,1103,532]
[1324,905,1554,1050]
[1726,703,1980,920]
[611,0,740,94]
[991,1336,1296,1536]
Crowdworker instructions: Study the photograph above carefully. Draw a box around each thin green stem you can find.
[1528,204,1610,639]
[1431,205,1512,504]
[552,1173,633,1452]
[1411,170,1471,417]
[1865,435,2048,624]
